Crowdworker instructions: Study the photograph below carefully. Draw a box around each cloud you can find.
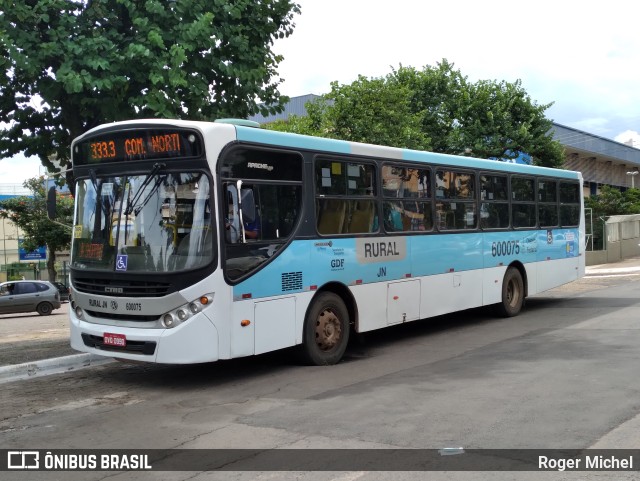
[274,0,640,139]
[614,130,640,149]
[0,153,43,185]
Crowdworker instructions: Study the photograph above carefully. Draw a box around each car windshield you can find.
[71,172,214,273]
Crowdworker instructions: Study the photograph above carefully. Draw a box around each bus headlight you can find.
[161,293,214,329]
[75,306,83,318]
[162,314,175,328]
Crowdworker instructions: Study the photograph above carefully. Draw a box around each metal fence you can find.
[586,214,640,265]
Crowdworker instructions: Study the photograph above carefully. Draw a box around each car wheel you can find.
[37,302,53,316]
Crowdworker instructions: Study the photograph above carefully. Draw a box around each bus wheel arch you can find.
[299,283,355,365]
[497,262,527,317]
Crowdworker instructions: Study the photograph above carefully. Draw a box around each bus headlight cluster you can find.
[161,294,213,329]
[69,293,86,319]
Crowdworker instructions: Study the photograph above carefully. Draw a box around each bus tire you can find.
[497,267,524,317]
[300,292,350,366]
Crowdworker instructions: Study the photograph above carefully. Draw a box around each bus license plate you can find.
[103,332,126,347]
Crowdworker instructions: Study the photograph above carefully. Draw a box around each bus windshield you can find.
[71,172,213,273]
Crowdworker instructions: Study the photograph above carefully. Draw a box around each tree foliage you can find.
[270,75,430,151]
[269,60,564,168]
[0,0,301,172]
[585,185,640,217]
[0,177,74,281]
[584,185,640,249]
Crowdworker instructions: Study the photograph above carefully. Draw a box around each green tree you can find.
[585,185,640,217]
[390,61,565,167]
[0,0,300,173]
[269,75,430,151]
[0,177,74,282]
[585,185,625,217]
[447,78,564,167]
[623,188,640,213]
[388,60,465,155]
[270,60,564,168]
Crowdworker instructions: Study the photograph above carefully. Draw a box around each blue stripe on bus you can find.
[232,229,580,300]
[235,126,351,154]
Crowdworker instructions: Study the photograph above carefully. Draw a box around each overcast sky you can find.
[275,0,640,143]
[2,0,639,184]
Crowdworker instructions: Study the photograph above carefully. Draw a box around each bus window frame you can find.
[510,174,537,230]
[381,162,434,234]
[479,171,510,231]
[434,167,478,232]
[314,156,379,237]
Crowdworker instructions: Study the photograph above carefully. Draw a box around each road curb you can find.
[0,353,113,384]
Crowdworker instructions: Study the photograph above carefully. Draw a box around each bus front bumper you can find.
[70,313,219,364]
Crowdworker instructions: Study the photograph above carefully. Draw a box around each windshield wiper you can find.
[124,163,165,216]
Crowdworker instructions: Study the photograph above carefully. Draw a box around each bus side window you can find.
[345,200,376,233]
[317,199,347,235]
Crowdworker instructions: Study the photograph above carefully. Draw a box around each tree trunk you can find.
[47,248,57,282]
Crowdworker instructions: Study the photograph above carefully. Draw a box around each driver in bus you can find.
[225,199,260,241]
[243,214,260,240]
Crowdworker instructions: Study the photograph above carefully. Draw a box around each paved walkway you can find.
[585,256,640,277]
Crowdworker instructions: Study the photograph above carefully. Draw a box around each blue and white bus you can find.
[64,119,584,365]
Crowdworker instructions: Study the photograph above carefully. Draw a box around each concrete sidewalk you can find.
[585,256,640,277]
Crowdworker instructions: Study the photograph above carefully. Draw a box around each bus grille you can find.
[281,271,302,291]
[74,277,171,297]
[85,310,160,322]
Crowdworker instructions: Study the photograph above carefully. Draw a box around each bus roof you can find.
[74,119,581,181]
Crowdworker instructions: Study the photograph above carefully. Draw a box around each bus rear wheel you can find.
[300,292,350,366]
[497,267,524,317]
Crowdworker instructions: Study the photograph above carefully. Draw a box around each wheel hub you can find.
[315,308,342,352]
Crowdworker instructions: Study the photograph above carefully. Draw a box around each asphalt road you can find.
[0,304,76,365]
[1,263,640,480]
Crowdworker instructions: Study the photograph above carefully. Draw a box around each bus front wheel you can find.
[300,292,350,366]
[497,267,524,317]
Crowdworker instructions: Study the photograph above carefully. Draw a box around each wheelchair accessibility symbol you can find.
[116,255,128,271]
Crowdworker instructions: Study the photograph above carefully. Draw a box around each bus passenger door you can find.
[254,297,296,355]
[387,280,421,325]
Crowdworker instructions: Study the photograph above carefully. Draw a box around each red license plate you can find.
[103,332,126,347]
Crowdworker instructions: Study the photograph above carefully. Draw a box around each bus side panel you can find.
[481,265,508,306]
[254,296,296,355]
[295,292,315,344]
[525,262,538,296]
[537,257,580,293]
[418,270,484,320]
[536,228,581,292]
[230,298,256,358]
[351,283,389,333]
[411,233,483,278]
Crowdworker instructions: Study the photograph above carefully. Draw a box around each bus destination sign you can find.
[74,129,203,165]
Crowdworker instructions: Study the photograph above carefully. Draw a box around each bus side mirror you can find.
[47,186,57,220]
